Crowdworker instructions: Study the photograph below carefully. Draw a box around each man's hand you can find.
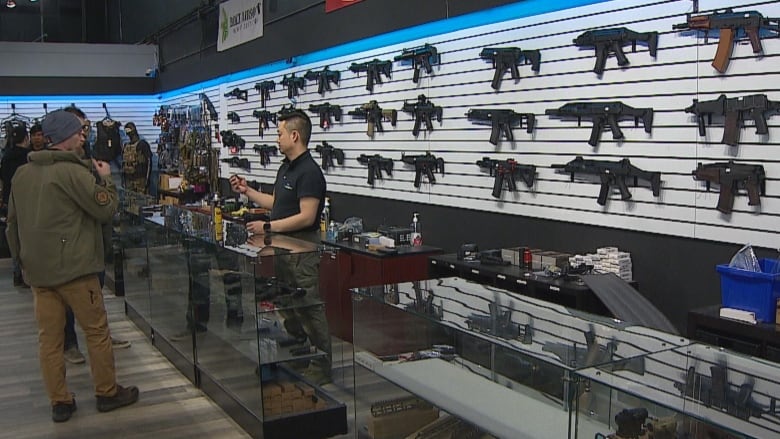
[92,159,111,178]
[229,174,248,194]
[246,220,265,235]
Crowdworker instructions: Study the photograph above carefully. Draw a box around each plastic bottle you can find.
[326,220,337,241]
[212,193,223,243]
[320,197,330,232]
[411,212,422,246]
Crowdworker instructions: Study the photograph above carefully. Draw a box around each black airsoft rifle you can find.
[303,66,340,95]
[280,73,305,99]
[466,108,535,145]
[314,141,345,171]
[253,144,278,167]
[277,105,298,118]
[673,8,780,73]
[466,302,532,344]
[674,364,771,421]
[226,111,240,123]
[401,152,445,188]
[254,80,275,108]
[224,87,248,101]
[573,27,658,75]
[199,93,218,121]
[348,100,398,137]
[394,43,439,83]
[251,109,276,138]
[684,94,780,146]
[221,156,251,171]
[307,102,342,129]
[545,101,653,147]
[479,47,541,90]
[401,94,443,137]
[219,130,246,153]
[552,156,662,206]
[476,157,536,198]
[348,58,392,92]
[692,161,766,214]
[357,154,394,187]
[542,326,618,369]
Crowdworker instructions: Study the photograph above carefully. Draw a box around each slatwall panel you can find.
[0,97,160,151]
[152,0,780,248]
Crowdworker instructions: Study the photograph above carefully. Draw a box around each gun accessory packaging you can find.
[573,27,658,75]
[692,161,766,214]
[348,58,392,92]
[552,156,662,206]
[394,43,439,83]
[673,8,780,73]
[348,100,398,137]
[479,46,541,90]
[466,108,535,145]
[314,141,345,171]
[357,154,394,187]
[684,94,780,146]
[545,101,653,147]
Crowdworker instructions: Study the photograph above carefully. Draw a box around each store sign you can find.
[218,0,264,52]
[325,0,364,13]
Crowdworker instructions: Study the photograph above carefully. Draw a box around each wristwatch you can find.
[263,221,271,232]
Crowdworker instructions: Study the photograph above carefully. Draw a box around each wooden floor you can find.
[0,258,252,439]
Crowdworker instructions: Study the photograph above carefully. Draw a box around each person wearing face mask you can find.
[121,122,152,194]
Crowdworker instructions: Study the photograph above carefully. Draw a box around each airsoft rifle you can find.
[400,152,444,188]
[303,66,340,95]
[466,108,535,145]
[254,80,275,108]
[394,43,439,83]
[199,93,218,121]
[348,100,397,137]
[307,103,342,129]
[401,94,443,137]
[348,58,392,92]
[253,144,278,167]
[356,154,393,187]
[251,109,276,138]
[573,27,658,75]
[280,73,305,99]
[673,8,780,73]
[479,46,541,89]
[684,94,780,146]
[219,130,246,153]
[314,141,345,171]
[692,161,766,214]
[221,156,251,171]
[224,87,248,101]
[476,156,536,198]
[545,101,653,147]
[552,156,662,206]
[226,111,240,123]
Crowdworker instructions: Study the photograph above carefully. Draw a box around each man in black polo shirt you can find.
[229,109,331,384]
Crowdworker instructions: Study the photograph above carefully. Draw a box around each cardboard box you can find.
[367,407,439,439]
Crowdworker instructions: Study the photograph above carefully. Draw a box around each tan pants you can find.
[33,274,117,405]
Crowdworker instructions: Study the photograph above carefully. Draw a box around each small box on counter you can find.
[353,232,383,247]
[377,225,413,246]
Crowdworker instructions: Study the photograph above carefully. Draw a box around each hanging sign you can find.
[218,0,264,52]
[325,0,364,13]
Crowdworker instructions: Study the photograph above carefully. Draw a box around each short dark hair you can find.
[10,122,28,144]
[63,105,86,119]
[30,123,43,135]
[278,110,312,145]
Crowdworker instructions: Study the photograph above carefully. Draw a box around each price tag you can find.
[550,286,560,292]
[497,274,506,280]
[471,269,480,275]
[516,279,527,285]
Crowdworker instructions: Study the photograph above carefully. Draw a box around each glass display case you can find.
[125,204,348,438]
[351,277,689,439]
[575,342,780,439]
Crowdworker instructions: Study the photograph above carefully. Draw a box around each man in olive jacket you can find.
[5,110,139,423]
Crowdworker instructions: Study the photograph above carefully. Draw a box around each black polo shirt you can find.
[270,149,326,232]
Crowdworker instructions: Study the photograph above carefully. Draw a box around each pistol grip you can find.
[712,28,736,73]
[745,27,762,54]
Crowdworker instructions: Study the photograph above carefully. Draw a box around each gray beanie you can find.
[42,110,83,145]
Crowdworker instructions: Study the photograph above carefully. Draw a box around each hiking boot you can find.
[96,385,139,412]
[52,398,77,422]
[64,347,86,364]
[111,337,132,349]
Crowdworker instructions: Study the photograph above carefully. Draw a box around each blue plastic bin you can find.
[716,258,780,323]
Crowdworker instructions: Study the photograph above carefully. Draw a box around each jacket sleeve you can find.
[66,167,119,224]
[5,190,20,261]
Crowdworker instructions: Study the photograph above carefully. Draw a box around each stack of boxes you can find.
[261,380,328,418]
[569,246,633,281]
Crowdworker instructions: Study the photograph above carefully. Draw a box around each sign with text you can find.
[218,0,264,52]
[325,0,364,13]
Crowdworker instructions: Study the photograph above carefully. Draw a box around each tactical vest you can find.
[122,141,140,176]
[93,120,122,162]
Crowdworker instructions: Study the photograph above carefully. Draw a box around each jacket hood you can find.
[27,150,89,168]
